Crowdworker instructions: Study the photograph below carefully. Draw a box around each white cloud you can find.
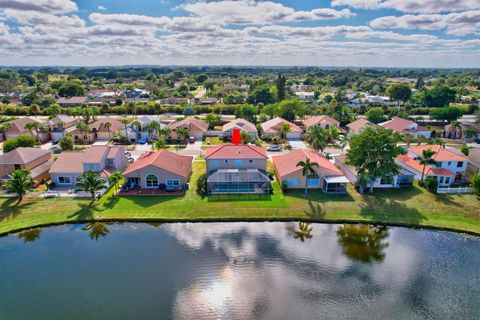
[183,0,354,24]
[3,9,85,27]
[89,13,170,27]
[370,10,480,35]
[97,5,107,11]
[0,0,78,14]
[332,0,480,13]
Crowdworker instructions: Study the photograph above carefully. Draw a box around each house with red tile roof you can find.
[0,147,53,183]
[222,118,257,139]
[57,96,88,107]
[260,117,302,139]
[272,149,348,193]
[380,117,430,138]
[303,115,340,130]
[395,145,468,186]
[168,117,209,141]
[122,150,192,191]
[49,146,127,187]
[204,144,270,194]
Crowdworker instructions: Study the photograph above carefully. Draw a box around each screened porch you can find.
[322,176,349,193]
[207,169,271,194]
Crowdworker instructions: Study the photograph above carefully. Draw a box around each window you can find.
[248,159,253,164]
[235,159,243,167]
[380,177,390,185]
[106,158,114,167]
[457,161,463,168]
[85,163,95,171]
[448,161,452,166]
[58,176,71,184]
[166,179,180,186]
[439,176,444,184]
[210,160,219,170]
[145,174,159,188]
[285,179,299,187]
[307,177,320,187]
[445,177,450,184]
[14,164,21,170]
[224,160,229,164]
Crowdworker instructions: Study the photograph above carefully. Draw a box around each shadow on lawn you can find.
[286,189,355,203]
[359,194,425,224]
[304,201,326,219]
[121,195,181,208]
[0,198,37,222]
[206,194,273,203]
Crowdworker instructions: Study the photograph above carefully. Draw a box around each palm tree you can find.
[280,123,291,139]
[415,148,437,186]
[292,222,313,242]
[131,120,142,139]
[305,126,328,152]
[152,138,166,151]
[119,118,132,138]
[450,121,462,139]
[0,122,12,140]
[59,135,74,151]
[296,158,318,196]
[104,121,112,139]
[76,122,91,144]
[107,171,123,193]
[24,121,39,137]
[403,133,414,148]
[176,127,189,142]
[159,127,171,139]
[82,222,110,241]
[75,171,107,201]
[5,169,35,203]
[147,121,161,140]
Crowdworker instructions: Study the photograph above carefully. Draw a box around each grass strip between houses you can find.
[0,161,479,236]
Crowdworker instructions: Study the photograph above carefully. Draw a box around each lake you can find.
[0,222,479,320]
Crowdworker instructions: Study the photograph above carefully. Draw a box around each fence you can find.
[437,186,473,194]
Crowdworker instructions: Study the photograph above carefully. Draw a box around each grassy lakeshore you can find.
[0,161,480,235]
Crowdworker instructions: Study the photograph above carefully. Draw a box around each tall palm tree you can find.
[159,127,171,139]
[107,171,123,193]
[24,121,39,137]
[59,135,74,151]
[305,126,328,152]
[75,171,107,201]
[415,148,437,185]
[104,121,112,139]
[152,138,166,151]
[176,127,189,142]
[0,122,12,140]
[5,169,35,203]
[296,158,318,196]
[76,122,91,144]
[147,121,161,140]
[131,120,142,139]
[450,121,462,139]
[119,118,132,138]
[403,133,414,148]
[280,123,291,139]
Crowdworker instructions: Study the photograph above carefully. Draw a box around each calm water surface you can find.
[0,222,479,320]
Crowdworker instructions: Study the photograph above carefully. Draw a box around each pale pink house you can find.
[380,117,430,138]
[273,149,348,193]
[260,117,302,139]
[303,115,340,130]
[168,117,209,141]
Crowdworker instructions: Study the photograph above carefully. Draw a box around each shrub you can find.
[460,146,470,156]
[471,174,480,196]
[424,177,438,193]
[196,173,208,197]
[3,135,37,153]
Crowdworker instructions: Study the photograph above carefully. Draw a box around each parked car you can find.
[267,145,282,152]
[138,137,147,145]
[189,136,196,143]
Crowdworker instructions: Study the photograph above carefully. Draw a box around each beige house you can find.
[260,117,302,139]
[4,117,50,142]
[204,144,270,194]
[46,115,78,142]
[0,147,53,183]
[272,149,348,193]
[346,118,379,135]
[122,150,193,191]
[69,117,125,143]
[222,118,257,139]
[49,146,127,187]
[168,117,208,141]
[303,115,340,130]
[467,148,480,174]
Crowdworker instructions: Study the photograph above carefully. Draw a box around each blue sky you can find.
[0,0,479,67]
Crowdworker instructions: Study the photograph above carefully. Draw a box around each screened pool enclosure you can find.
[207,169,271,194]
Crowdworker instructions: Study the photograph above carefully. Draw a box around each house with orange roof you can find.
[302,115,340,131]
[272,149,348,193]
[260,117,302,139]
[204,144,270,194]
[395,145,468,186]
[167,117,208,141]
[122,150,192,192]
[380,117,430,138]
[222,118,257,139]
[0,147,53,184]
[49,146,127,187]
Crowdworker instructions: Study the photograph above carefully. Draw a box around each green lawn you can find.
[1,161,480,235]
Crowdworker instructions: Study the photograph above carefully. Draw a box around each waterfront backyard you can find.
[0,161,480,235]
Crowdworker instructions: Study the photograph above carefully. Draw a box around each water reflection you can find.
[336,224,389,263]
[291,222,313,242]
[81,222,110,240]
[17,228,42,242]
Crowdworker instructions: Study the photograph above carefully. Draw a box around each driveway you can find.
[287,139,307,150]
[92,140,110,146]
[39,141,55,151]
[180,141,202,156]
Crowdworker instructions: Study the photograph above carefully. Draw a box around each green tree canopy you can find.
[387,83,412,103]
[3,135,37,153]
[365,107,385,123]
[346,127,404,192]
